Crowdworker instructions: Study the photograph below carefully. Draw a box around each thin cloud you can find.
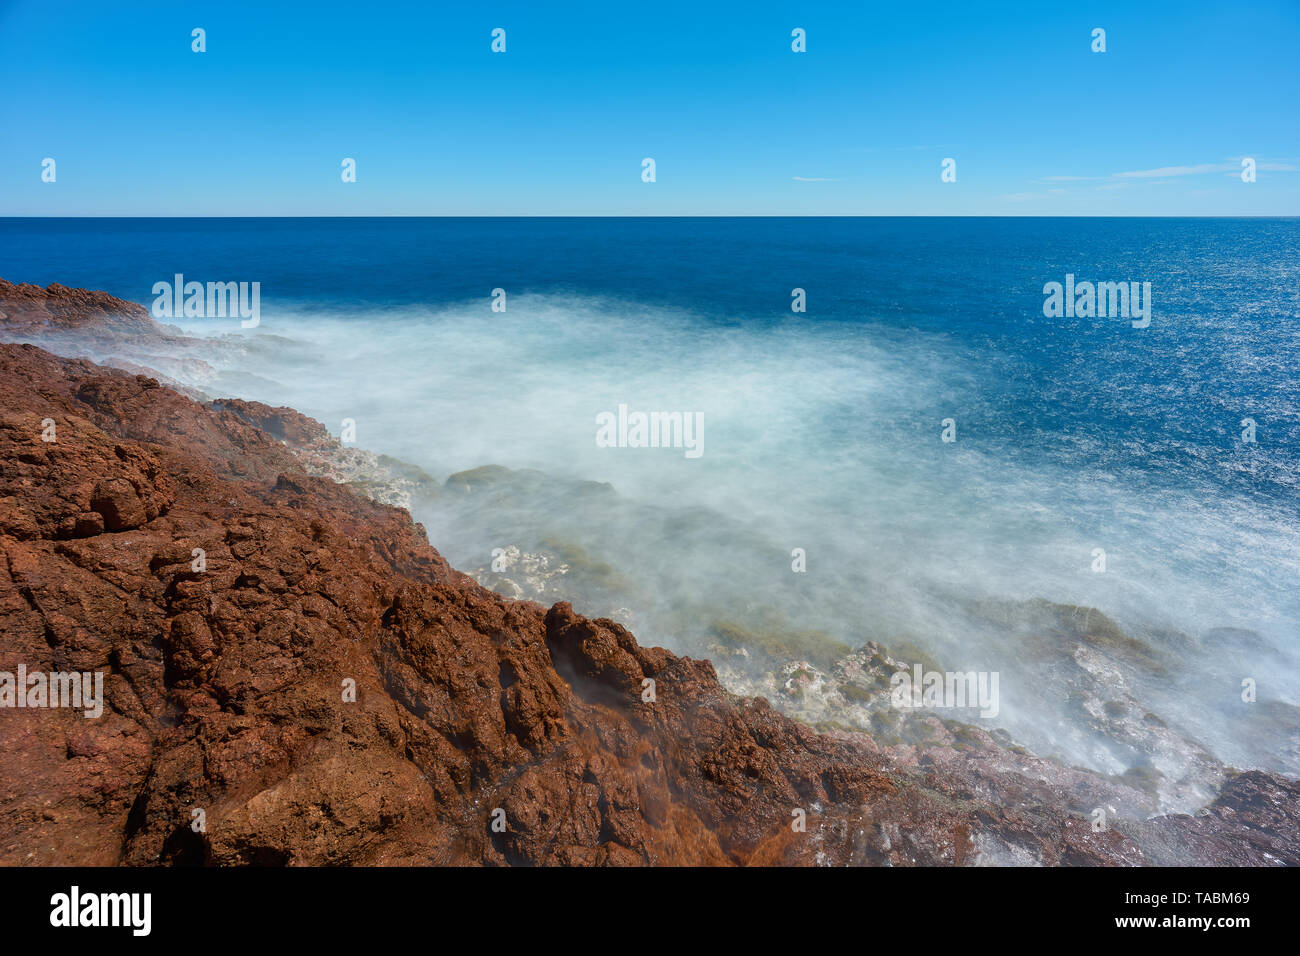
[1033,158,1296,189]
[1113,162,1235,178]
[1114,160,1295,178]
[792,176,841,182]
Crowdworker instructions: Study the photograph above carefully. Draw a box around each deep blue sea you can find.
[2,217,1297,792]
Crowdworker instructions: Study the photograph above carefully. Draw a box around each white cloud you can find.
[1111,160,1295,178]
[1030,159,1296,190]
[1113,162,1234,178]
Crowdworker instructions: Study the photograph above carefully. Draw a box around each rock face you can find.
[0,279,175,345]
[211,398,443,513]
[0,281,1297,867]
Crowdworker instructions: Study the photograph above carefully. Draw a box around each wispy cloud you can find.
[1113,159,1296,179]
[1113,162,1235,179]
[792,176,841,182]
[1030,158,1297,193]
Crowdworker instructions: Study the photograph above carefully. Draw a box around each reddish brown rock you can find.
[1133,771,1300,866]
[0,278,181,346]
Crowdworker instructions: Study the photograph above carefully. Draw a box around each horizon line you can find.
[2,214,1298,220]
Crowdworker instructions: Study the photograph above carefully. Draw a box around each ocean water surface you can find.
[3,217,1297,800]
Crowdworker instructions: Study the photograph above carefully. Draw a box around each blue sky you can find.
[1,0,1297,215]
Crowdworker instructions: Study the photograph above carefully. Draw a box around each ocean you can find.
[3,216,1297,802]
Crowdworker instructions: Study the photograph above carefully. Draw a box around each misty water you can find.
[4,217,1297,808]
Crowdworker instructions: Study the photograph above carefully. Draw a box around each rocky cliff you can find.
[1,279,1295,866]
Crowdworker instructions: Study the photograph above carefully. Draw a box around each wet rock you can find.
[469,544,570,601]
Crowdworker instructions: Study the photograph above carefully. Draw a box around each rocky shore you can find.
[1,279,1296,866]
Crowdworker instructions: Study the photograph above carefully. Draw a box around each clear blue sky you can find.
[1,0,1297,215]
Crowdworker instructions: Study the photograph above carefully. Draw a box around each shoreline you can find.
[1,277,1296,866]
